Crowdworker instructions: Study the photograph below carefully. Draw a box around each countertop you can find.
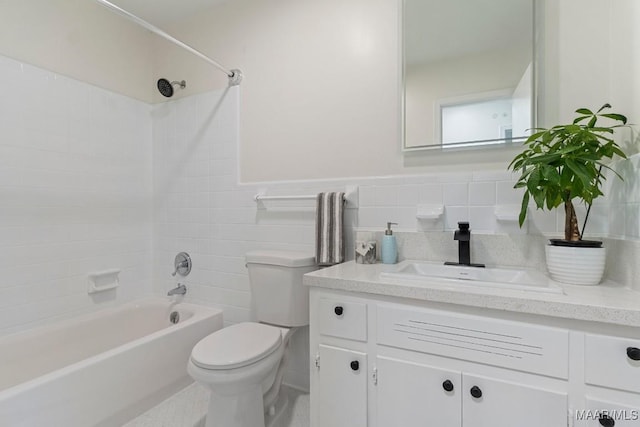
[303,261,640,328]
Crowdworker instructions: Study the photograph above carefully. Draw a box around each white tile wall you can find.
[354,156,640,240]
[0,55,153,335]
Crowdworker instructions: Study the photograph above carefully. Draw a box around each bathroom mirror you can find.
[403,0,535,151]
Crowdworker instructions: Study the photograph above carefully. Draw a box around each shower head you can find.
[157,78,186,98]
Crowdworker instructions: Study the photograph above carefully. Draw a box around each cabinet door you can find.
[462,374,567,427]
[376,356,461,427]
[317,344,367,427]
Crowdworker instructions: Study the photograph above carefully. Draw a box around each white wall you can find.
[0,55,153,335]
[156,0,640,182]
[0,0,155,102]
[540,0,640,132]
[156,0,402,182]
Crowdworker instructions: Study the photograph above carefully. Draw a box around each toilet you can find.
[187,250,318,427]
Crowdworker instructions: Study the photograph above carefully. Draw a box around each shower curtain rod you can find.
[94,0,242,86]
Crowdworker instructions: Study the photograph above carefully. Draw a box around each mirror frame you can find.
[401,0,539,152]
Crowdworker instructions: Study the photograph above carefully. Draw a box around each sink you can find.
[380,261,563,294]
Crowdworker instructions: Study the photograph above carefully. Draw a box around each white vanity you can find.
[305,261,640,427]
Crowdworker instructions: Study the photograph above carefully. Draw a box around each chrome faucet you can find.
[445,222,485,268]
[167,284,187,296]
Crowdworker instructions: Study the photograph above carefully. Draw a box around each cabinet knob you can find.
[442,380,454,392]
[469,386,482,399]
[350,360,359,371]
[627,347,640,361]
[599,414,615,426]
[334,306,344,316]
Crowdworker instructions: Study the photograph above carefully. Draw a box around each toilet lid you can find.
[191,322,282,370]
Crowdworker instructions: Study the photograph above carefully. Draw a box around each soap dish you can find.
[494,205,525,222]
[416,204,444,220]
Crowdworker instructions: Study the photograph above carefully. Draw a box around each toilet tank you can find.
[245,251,318,327]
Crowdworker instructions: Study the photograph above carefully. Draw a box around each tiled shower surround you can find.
[1,55,640,387]
[0,55,153,336]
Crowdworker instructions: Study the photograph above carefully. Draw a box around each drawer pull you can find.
[350,360,359,371]
[470,386,482,399]
[627,347,640,361]
[334,306,344,316]
[599,414,615,426]
[442,380,454,392]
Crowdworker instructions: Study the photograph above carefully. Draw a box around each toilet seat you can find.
[191,322,282,370]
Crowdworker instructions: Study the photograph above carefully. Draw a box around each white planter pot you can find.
[545,244,606,286]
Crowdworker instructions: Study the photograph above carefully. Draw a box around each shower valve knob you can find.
[172,252,192,277]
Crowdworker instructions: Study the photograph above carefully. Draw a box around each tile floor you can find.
[123,383,310,427]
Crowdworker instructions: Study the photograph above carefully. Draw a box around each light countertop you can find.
[303,261,640,328]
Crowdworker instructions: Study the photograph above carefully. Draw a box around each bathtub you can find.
[0,297,223,427]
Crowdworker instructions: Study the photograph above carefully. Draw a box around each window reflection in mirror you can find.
[403,0,534,150]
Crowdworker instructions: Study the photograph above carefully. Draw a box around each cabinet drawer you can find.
[585,334,640,394]
[377,304,569,379]
[318,298,367,341]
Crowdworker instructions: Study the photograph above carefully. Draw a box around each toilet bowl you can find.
[188,251,317,427]
[188,323,291,427]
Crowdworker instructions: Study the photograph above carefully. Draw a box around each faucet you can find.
[445,222,485,268]
[167,284,187,296]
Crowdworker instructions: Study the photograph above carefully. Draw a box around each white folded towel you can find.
[315,192,345,266]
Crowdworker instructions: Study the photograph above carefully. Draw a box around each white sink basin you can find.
[380,261,563,294]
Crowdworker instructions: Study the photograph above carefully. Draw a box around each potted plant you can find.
[508,104,628,285]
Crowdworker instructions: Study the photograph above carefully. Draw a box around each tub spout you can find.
[167,284,187,296]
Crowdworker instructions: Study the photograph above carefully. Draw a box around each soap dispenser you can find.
[381,222,398,264]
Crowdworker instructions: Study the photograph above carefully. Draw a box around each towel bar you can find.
[254,186,358,207]
[254,194,318,201]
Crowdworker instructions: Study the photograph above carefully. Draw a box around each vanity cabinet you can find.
[375,356,567,427]
[309,288,640,427]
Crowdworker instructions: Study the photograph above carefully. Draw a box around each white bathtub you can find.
[0,297,223,427]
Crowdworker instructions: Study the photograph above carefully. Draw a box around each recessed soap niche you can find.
[87,269,121,294]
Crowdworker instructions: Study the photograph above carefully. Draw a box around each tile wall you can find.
[0,55,153,335]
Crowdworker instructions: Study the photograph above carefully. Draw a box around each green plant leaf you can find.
[519,192,530,227]
[566,159,594,188]
[600,113,628,124]
[542,165,561,185]
[533,188,546,208]
[576,108,593,115]
[611,146,627,158]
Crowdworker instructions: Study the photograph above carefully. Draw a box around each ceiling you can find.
[106,0,230,26]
